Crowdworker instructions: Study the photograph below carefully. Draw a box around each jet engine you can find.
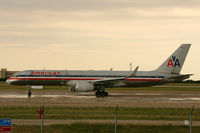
[69,81,94,92]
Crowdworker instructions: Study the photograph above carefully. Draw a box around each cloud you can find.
[1,0,200,12]
[0,0,199,79]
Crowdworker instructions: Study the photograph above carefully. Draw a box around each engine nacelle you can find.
[69,81,94,92]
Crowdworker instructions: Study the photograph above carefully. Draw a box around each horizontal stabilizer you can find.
[165,74,193,81]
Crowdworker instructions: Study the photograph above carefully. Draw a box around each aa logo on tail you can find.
[167,56,180,67]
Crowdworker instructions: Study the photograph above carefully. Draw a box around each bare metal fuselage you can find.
[6,70,184,87]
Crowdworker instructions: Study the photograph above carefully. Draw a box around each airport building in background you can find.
[0,68,18,79]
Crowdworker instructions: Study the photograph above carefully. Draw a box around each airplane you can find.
[6,44,192,97]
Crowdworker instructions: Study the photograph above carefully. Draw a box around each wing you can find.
[90,66,139,85]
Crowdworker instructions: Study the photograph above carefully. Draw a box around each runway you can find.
[0,90,200,108]
[0,91,200,101]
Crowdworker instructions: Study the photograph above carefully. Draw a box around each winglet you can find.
[127,66,139,78]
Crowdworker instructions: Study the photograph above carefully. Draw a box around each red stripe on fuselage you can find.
[8,77,162,82]
[125,78,162,81]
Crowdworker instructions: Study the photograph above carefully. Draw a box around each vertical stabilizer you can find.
[155,44,191,74]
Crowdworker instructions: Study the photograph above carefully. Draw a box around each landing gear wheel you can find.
[95,91,101,97]
[104,91,108,96]
[28,89,32,98]
[95,91,108,97]
[100,91,105,97]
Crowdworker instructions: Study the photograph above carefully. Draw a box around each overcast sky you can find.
[0,0,199,80]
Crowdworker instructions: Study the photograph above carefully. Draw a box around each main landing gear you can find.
[95,85,109,97]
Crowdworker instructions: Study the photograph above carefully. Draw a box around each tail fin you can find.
[155,44,191,74]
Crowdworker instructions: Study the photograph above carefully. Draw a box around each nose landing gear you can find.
[27,86,32,98]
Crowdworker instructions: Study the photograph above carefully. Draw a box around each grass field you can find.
[1,81,200,132]
[0,106,199,121]
[12,123,200,133]
[1,81,200,91]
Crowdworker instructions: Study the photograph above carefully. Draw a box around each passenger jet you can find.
[6,44,192,97]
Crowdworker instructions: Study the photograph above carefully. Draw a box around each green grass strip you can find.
[12,123,200,133]
[0,107,199,121]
